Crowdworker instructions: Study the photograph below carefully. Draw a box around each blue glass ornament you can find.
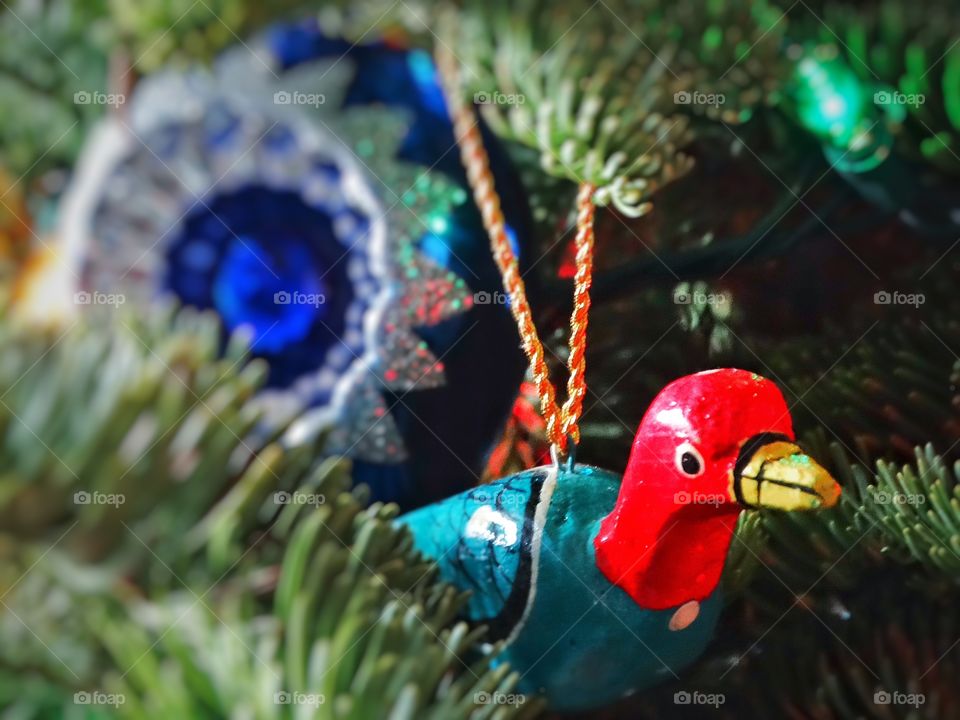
[62,26,531,507]
[266,23,532,504]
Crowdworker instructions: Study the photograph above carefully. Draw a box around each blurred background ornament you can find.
[0,165,32,277]
[264,21,535,503]
[58,27,530,506]
[0,167,76,330]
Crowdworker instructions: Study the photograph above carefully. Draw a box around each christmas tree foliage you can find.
[0,307,538,718]
[2,0,960,718]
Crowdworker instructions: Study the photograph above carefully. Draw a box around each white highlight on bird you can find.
[466,506,519,546]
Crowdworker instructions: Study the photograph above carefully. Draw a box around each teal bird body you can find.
[399,369,842,711]
[402,463,723,710]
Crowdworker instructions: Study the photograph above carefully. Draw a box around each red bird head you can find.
[595,368,840,610]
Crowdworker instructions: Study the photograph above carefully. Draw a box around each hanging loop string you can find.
[434,42,596,457]
[560,184,595,445]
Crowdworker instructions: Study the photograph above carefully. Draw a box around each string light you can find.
[786,45,899,173]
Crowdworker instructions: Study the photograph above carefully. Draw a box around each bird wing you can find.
[398,466,551,639]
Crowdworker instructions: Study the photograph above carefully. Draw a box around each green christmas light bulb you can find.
[792,54,868,146]
[786,45,899,173]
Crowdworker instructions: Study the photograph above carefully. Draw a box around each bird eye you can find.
[675,443,704,477]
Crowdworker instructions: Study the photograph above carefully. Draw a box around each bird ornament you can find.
[399,37,842,711]
[400,368,840,710]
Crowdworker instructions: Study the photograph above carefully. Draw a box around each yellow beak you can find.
[730,435,840,511]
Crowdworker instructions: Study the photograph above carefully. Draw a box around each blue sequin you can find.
[212,238,326,353]
[165,185,360,390]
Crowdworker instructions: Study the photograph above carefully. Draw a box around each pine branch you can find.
[627,0,790,122]
[447,1,692,218]
[94,460,543,719]
[0,303,271,566]
[626,582,960,719]
[0,0,111,178]
[0,305,543,717]
[442,0,788,218]
[769,320,959,463]
[107,0,314,72]
[753,275,960,466]
[724,439,960,615]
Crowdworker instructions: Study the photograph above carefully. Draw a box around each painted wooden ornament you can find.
[400,368,841,711]
[404,32,842,711]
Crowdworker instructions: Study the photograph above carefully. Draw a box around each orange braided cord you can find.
[560,184,595,444]
[435,43,596,455]
[434,44,562,448]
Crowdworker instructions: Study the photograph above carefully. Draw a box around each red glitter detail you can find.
[557,239,578,279]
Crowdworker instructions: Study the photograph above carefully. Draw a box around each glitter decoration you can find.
[59,23,533,505]
[326,363,408,461]
[59,43,475,466]
[258,22,533,506]
[374,305,447,391]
